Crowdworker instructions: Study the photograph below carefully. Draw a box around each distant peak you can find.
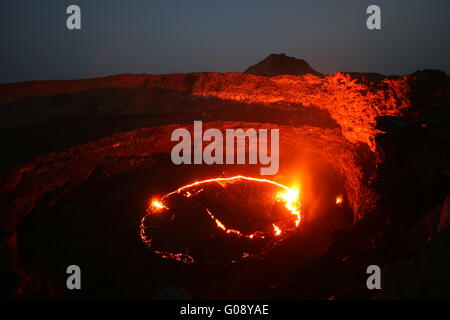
[269,53,287,57]
[244,54,323,77]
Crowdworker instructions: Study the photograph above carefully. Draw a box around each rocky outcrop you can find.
[272,101,450,300]
[0,71,413,150]
[244,53,323,77]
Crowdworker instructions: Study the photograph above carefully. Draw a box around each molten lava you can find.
[273,224,282,236]
[150,200,167,211]
[140,175,302,264]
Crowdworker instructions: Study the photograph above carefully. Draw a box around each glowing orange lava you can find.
[148,175,301,236]
[276,187,301,227]
[336,195,343,205]
[273,224,282,236]
[150,200,166,211]
[140,175,302,263]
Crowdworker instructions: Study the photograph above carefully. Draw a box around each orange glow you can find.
[335,195,343,205]
[141,175,302,262]
[160,175,302,232]
[150,199,166,211]
[206,208,242,236]
[164,175,297,198]
[276,187,301,227]
[273,224,282,236]
[215,219,227,231]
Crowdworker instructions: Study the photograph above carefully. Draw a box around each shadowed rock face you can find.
[244,53,323,77]
[0,70,412,150]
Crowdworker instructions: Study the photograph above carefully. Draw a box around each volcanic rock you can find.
[0,70,412,153]
[0,122,372,298]
[244,53,323,77]
[0,56,449,300]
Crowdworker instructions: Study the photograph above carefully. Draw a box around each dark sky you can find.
[1,0,449,83]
